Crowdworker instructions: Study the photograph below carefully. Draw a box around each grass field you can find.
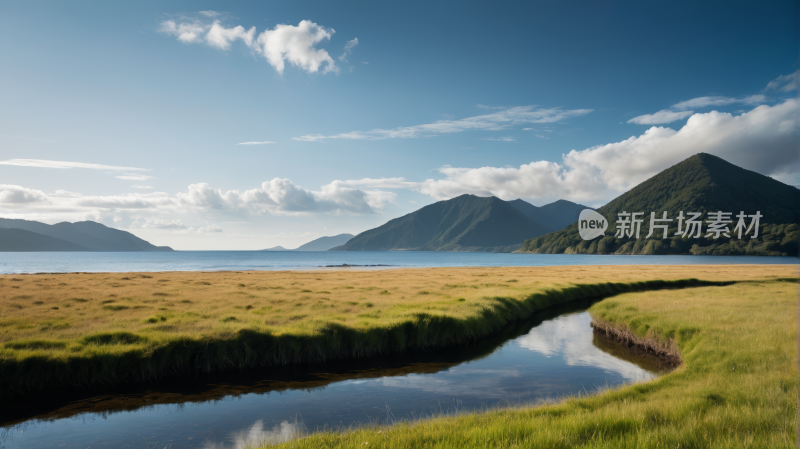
[0,265,795,394]
[260,278,798,448]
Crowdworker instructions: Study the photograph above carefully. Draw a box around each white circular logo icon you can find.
[578,209,607,240]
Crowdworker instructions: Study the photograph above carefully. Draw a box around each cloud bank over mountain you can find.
[2,99,797,238]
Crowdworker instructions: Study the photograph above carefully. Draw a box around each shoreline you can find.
[591,319,682,368]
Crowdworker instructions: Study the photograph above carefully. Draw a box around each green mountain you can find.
[0,219,173,252]
[508,199,589,231]
[331,194,552,252]
[518,153,800,256]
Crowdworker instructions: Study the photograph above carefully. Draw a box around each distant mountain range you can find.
[507,199,588,231]
[331,196,584,252]
[0,219,173,252]
[519,153,800,256]
[260,234,355,252]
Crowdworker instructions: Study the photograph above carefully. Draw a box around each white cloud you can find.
[765,69,800,92]
[160,17,339,75]
[129,218,223,234]
[291,134,327,142]
[177,178,394,215]
[0,159,149,171]
[671,94,765,110]
[116,173,153,181]
[415,99,800,202]
[480,136,516,142]
[75,192,175,210]
[629,94,768,125]
[206,22,256,50]
[254,20,338,74]
[292,106,592,141]
[237,141,275,145]
[339,37,358,61]
[627,109,694,125]
[131,218,189,230]
[0,185,49,205]
[159,19,206,44]
[197,224,223,233]
[131,185,154,189]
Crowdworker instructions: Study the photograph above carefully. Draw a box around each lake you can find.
[0,299,667,449]
[0,251,796,274]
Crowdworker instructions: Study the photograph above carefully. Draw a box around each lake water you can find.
[0,251,796,274]
[0,300,665,449]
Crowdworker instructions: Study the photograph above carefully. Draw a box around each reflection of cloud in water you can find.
[202,420,304,449]
[378,367,558,400]
[516,313,655,382]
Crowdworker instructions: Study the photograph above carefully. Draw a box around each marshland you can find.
[0,265,796,448]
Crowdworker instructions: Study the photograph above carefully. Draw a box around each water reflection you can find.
[0,300,666,449]
[201,421,305,449]
[517,312,657,382]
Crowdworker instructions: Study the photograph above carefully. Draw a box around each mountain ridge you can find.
[331,194,553,252]
[0,219,173,252]
[518,153,800,256]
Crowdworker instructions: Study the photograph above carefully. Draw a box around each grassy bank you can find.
[262,279,797,448]
[0,266,794,394]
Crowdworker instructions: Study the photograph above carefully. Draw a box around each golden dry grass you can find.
[0,265,795,393]
[1,265,792,344]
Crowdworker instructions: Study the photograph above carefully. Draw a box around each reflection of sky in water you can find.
[2,312,657,449]
[516,312,657,382]
[201,421,304,449]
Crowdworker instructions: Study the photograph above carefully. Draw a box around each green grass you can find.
[260,280,797,448]
[0,266,794,396]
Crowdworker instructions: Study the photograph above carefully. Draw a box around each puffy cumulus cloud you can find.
[254,20,338,74]
[293,106,592,141]
[766,69,800,92]
[206,22,256,50]
[415,99,800,203]
[178,179,394,215]
[160,16,338,75]
[0,185,49,205]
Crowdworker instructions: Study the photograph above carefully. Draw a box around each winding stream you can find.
[0,299,667,448]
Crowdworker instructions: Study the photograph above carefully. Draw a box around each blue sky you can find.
[1,0,798,249]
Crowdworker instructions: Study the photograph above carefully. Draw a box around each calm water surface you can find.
[0,251,795,273]
[1,301,665,449]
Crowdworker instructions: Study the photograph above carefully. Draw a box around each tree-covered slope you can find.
[518,153,800,256]
[331,194,552,252]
